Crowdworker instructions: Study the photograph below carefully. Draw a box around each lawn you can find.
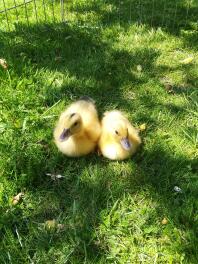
[0,0,198,263]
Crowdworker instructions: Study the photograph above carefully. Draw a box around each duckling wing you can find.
[83,108,101,142]
[127,123,141,145]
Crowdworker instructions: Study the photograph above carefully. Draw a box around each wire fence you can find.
[0,0,67,31]
[0,0,197,32]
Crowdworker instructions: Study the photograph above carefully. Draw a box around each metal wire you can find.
[172,2,178,31]
[42,0,47,21]
[151,0,155,27]
[23,0,29,26]
[51,0,55,22]
[13,0,19,22]
[2,0,10,31]
[0,0,33,14]
[0,0,194,31]
[185,0,190,28]
[60,0,64,22]
[161,0,166,28]
[119,0,121,27]
[129,1,132,24]
[33,0,38,23]
[138,0,142,25]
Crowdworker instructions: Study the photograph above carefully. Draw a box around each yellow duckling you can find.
[99,110,141,160]
[54,97,101,157]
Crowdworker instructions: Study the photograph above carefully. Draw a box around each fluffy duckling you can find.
[99,110,141,160]
[54,97,101,157]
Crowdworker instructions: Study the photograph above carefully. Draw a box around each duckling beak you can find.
[120,138,131,151]
[59,128,71,141]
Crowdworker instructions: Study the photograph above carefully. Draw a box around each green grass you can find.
[0,0,198,263]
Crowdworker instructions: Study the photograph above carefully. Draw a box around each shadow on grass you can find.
[1,22,197,105]
[71,0,198,35]
[0,20,197,262]
[1,23,160,105]
[69,0,198,52]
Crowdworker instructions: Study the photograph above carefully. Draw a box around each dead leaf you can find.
[45,220,56,229]
[139,123,146,131]
[164,83,175,94]
[57,223,65,231]
[36,140,49,149]
[161,218,168,225]
[44,220,65,231]
[0,58,8,69]
[160,77,175,94]
[180,56,194,65]
[12,192,24,205]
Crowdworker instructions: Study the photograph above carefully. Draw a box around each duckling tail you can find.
[79,96,95,104]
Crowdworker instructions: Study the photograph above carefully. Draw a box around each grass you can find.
[0,0,198,263]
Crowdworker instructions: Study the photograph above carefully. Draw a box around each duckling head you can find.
[111,122,132,151]
[59,113,82,141]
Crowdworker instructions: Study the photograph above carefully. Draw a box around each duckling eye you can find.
[73,122,78,126]
[70,113,75,118]
[115,130,119,135]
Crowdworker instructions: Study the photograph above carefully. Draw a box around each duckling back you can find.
[99,110,141,160]
[54,98,101,157]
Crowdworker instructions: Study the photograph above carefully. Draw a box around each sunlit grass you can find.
[0,0,198,263]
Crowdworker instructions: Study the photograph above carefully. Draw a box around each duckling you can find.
[99,110,141,160]
[54,97,101,157]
